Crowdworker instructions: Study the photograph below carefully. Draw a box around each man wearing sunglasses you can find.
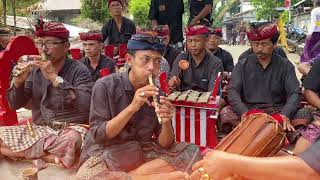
[101,0,136,56]
[1,21,93,169]
[80,31,115,82]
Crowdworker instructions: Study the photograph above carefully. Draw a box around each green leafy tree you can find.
[80,0,111,23]
[250,0,301,21]
[128,0,150,28]
[0,0,40,25]
[1,0,40,16]
[250,0,281,20]
[212,0,239,28]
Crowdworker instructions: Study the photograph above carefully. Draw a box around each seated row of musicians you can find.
[188,20,320,179]
[174,22,320,179]
[78,22,320,175]
[76,22,320,179]
[78,25,180,83]
[1,20,202,179]
[77,24,230,91]
[2,20,319,179]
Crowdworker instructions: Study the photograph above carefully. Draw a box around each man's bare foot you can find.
[33,159,48,170]
[42,155,62,166]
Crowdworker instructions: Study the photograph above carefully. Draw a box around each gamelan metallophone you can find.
[168,90,220,149]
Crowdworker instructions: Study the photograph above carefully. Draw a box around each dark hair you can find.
[249,22,270,29]
[127,49,136,56]
[0,27,11,35]
[270,31,280,44]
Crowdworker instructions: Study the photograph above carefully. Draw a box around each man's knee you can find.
[63,129,82,149]
[292,108,314,127]
[47,129,82,158]
[219,106,240,133]
[297,63,311,75]
[76,155,130,180]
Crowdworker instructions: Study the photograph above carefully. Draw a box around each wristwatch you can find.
[52,76,64,87]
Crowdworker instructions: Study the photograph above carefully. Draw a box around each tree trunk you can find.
[11,0,16,35]
[2,0,7,25]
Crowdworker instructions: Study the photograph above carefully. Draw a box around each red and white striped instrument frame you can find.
[169,73,222,149]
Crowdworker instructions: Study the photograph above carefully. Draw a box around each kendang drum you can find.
[216,113,286,157]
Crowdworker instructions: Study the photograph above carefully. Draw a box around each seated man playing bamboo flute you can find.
[219,22,313,142]
[77,34,202,180]
[169,25,223,92]
[0,20,93,169]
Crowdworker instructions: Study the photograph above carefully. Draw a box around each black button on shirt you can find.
[101,17,136,45]
[170,52,223,92]
[149,0,184,44]
[212,47,234,72]
[80,55,116,82]
[228,54,301,118]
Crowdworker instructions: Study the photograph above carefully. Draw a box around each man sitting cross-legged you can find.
[220,22,313,142]
[0,21,93,169]
[76,34,202,180]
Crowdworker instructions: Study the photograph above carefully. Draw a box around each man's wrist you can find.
[12,78,24,89]
[193,16,200,23]
[49,74,58,83]
[127,103,139,114]
[161,120,172,126]
[279,114,290,121]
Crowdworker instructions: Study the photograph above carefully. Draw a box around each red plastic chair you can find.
[69,48,82,60]
[104,45,114,59]
[0,36,38,126]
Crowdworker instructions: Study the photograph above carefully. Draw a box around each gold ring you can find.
[201,173,210,180]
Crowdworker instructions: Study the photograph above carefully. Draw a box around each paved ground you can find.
[1,45,302,180]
